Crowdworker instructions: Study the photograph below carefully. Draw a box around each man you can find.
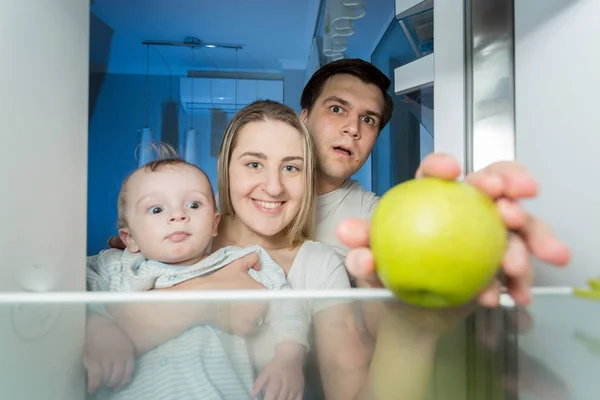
[298,58,571,399]
[299,58,570,305]
[300,59,386,260]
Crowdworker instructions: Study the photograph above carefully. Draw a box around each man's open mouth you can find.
[333,146,352,156]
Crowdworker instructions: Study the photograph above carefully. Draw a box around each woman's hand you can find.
[215,300,269,337]
[170,251,269,337]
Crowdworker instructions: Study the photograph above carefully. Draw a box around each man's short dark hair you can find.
[300,58,394,131]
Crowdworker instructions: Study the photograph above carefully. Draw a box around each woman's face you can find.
[228,119,305,238]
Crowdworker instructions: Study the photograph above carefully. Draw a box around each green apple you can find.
[370,177,507,308]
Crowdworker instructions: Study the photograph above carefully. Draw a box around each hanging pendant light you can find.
[235,48,239,111]
[185,46,198,165]
[184,127,197,164]
[139,44,154,166]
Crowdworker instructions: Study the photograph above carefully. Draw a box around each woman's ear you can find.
[118,228,140,253]
[212,213,221,237]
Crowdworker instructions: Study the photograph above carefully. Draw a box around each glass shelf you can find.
[0,289,596,399]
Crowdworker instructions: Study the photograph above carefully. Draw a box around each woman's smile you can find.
[251,199,285,214]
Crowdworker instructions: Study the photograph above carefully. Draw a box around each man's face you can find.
[302,74,384,190]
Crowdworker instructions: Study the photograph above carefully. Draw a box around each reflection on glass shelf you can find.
[371,15,428,195]
[399,8,434,57]
[514,293,600,400]
[0,289,596,399]
[402,84,434,137]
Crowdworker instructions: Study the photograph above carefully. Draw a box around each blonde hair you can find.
[117,143,215,229]
[217,100,317,247]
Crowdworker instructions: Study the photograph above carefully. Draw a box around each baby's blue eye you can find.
[149,206,163,214]
[187,201,200,209]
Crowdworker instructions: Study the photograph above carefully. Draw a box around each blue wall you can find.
[88,72,304,256]
[88,73,177,255]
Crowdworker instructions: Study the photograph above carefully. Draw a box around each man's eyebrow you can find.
[323,96,382,121]
[364,109,383,121]
[238,151,266,159]
[322,96,350,107]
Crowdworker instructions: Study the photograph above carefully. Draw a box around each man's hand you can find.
[417,155,571,306]
[339,154,571,308]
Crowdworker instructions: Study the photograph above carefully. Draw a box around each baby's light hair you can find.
[117,142,215,229]
[135,141,180,163]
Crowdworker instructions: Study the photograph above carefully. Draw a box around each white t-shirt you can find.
[287,240,351,310]
[315,179,380,259]
[248,240,351,369]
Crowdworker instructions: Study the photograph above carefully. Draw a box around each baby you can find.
[87,156,308,400]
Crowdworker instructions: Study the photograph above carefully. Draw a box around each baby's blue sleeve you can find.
[86,249,123,292]
[86,249,157,318]
[86,250,121,318]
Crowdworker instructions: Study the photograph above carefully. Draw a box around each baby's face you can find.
[120,165,219,265]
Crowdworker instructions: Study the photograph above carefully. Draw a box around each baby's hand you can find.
[251,342,305,400]
[83,315,135,393]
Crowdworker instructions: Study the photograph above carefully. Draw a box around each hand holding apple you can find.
[339,154,570,308]
[370,177,507,308]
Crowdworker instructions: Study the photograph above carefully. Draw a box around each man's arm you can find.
[354,309,440,400]
[313,303,371,400]
[357,190,384,339]
[338,156,573,398]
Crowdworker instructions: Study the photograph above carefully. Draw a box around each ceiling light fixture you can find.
[142,36,244,50]
[138,44,154,167]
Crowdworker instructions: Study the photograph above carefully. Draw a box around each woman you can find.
[87,100,371,399]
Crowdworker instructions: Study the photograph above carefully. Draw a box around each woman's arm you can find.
[107,281,217,355]
[103,252,268,355]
